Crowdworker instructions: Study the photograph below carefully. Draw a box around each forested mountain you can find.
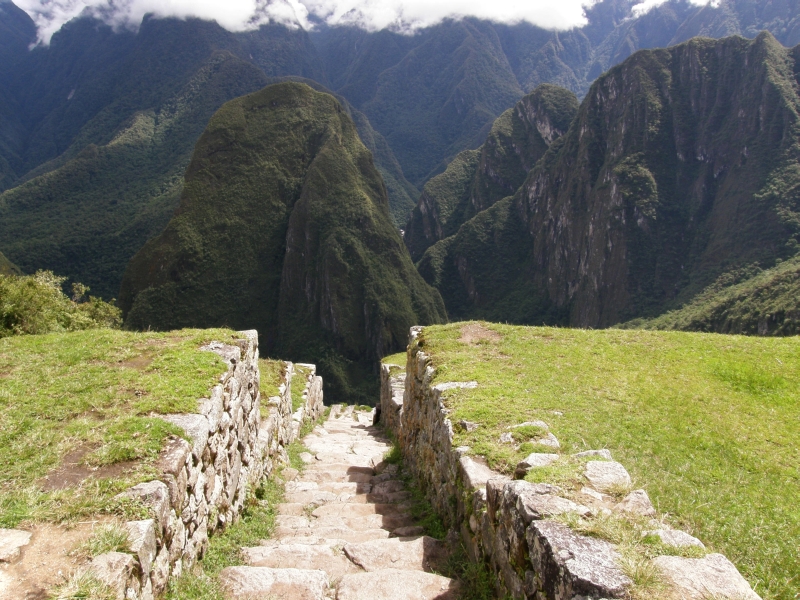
[0,0,798,340]
[120,82,446,403]
[416,33,800,331]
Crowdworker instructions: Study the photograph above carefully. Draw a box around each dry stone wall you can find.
[89,330,324,599]
[382,326,761,600]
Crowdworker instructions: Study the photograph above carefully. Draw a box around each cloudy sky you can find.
[15,0,716,44]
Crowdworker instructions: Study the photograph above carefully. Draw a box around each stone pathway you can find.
[219,405,460,600]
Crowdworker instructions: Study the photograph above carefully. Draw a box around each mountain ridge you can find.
[416,32,800,329]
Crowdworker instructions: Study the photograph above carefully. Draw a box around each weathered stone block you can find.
[118,481,171,532]
[88,552,137,600]
[653,554,761,599]
[583,460,631,492]
[526,519,632,598]
[126,519,157,578]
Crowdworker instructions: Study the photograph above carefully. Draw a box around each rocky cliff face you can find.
[418,33,800,328]
[119,82,446,403]
[405,85,578,262]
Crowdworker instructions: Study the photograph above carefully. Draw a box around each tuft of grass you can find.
[381,352,407,366]
[259,359,285,416]
[51,572,117,600]
[0,328,238,527]
[421,322,800,599]
[440,543,497,600]
[79,523,131,558]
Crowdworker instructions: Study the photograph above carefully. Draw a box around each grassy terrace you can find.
[417,322,799,600]
[0,328,248,528]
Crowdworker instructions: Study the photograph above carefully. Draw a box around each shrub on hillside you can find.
[0,271,121,337]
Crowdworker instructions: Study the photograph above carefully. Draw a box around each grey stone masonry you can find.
[88,330,324,600]
[383,326,761,600]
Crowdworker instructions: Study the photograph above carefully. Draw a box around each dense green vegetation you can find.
[0,52,270,299]
[0,271,121,337]
[120,83,445,404]
[622,257,800,335]
[418,34,800,331]
[419,322,799,599]
[0,328,236,527]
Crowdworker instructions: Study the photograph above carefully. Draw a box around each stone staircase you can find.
[219,405,460,600]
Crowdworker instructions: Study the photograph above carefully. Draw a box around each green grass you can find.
[259,358,285,415]
[419,322,800,600]
[0,328,239,527]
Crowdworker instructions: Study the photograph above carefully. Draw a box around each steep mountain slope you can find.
[314,0,800,189]
[0,13,416,299]
[405,84,578,261]
[119,83,446,402]
[0,0,35,189]
[621,257,800,335]
[0,51,271,299]
[419,33,800,328]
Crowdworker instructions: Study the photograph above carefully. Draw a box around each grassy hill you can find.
[120,82,445,404]
[417,321,799,600]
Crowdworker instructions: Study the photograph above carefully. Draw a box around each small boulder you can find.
[653,554,760,599]
[583,461,631,492]
[0,528,32,563]
[458,420,479,432]
[514,453,559,479]
[613,489,655,517]
[645,529,705,549]
[575,449,613,460]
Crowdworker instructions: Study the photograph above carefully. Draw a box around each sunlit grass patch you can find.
[0,328,239,527]
[419,322,800,600]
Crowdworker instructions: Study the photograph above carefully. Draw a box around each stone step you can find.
[342,536,448,572]
[274,526,390,543]
[335,569,459,600]
[310,503,410,519]
[243,544,360,580]
[300,470,374,484]
[309,453,376,467]
[219,566,329,600]
[311,514,416,532]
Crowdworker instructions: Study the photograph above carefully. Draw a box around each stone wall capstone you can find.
[89,330,324,599]
[381,326,761,600]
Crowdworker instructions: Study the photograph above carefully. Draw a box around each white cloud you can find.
[15,0,718,45]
